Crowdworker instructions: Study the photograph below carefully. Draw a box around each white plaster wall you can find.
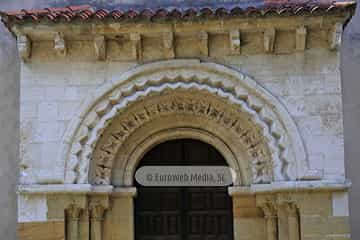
[18,195,47,223]
[19,48,344,184]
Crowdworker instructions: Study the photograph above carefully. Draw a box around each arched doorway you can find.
[134,139,234,240]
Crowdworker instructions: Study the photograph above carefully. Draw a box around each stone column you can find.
[90,205,106,240]
[79,209,90,240]
[112,187,137,240]
[285,203,300,240]
[261,203,278,240]
[66,205,82,240]
[228,188,266,240]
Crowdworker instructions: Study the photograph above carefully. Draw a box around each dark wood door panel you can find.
[135,139,233,240]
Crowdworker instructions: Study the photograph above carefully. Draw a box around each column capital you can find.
[256,195,278,218]
[261,202,278,219]
[283,202,298,217]
[90,205,105,221]
[66,204,82,220]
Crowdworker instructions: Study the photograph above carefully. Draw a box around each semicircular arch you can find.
[59,59,308,186]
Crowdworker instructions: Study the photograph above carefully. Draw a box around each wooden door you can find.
[135,139,233,240]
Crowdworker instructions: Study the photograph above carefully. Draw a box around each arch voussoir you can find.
[59,60,308,185]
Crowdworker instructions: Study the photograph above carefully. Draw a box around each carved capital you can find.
[257,195,278,218]
[283,202,298,217]
[261,202,278,219]
[66,205,82,220]
[90,205,105,221]
[17,34,31,62]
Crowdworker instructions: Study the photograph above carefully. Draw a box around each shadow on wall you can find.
[341,3,360,240]
[0,1,21,240]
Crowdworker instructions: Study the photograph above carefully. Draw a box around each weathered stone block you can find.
[18,221,64,240]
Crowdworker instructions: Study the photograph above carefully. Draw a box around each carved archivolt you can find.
[60,59,308,185]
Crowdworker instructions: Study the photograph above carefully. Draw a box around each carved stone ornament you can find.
[94,35,106,61]
[59,60,308,185]
[330,22,343,50]
[229,29,241,55]
[264,28,276,53]
[17,34,31,61]
[54,32,67,56]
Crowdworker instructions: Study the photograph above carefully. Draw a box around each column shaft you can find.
[90,206,105,240]
[266,216,278,240]
[66,206,81,240]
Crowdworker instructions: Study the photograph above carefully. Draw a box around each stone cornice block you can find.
[330,22,343,50]
[264,28,276,53]
[296,26,307,51]
[198,31,209,57]
[17,34,31,62]
[94,35,106,61]
[130,32,142,61]
[54,32,67,57]
[163,31,175,59]
[229,29,241,55]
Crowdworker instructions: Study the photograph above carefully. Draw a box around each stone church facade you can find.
[0,1,355,239]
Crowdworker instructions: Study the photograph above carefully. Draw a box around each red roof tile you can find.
[0,1,355,24]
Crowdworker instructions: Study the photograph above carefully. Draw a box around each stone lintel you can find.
[228,180,351,196]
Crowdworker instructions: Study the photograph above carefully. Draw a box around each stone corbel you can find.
[264,28,276,53]
[94,35,106,61]
[330,22,343,50]
[17,34,31,62]
[130,33,142,61]
[229,29,241,55]
[199,31,209,57]
[54,32,67,57]
[296,26,307,51]
[163,31,175,59]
